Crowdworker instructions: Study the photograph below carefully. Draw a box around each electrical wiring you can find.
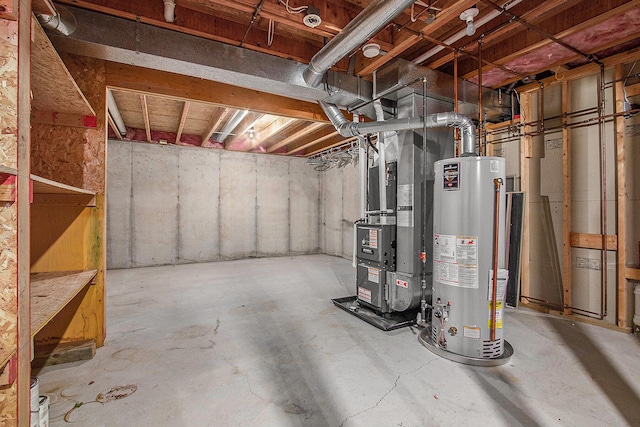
[267,19,275,46]
[283,0,308,14]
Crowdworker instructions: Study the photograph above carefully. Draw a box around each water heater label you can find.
[490,159,500,173]
[442,163,460,190]
[434,234,478,288]
[463,326,481,339]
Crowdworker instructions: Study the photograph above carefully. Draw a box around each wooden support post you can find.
[562,80,572,315]
[17,0,32,420]
[520,92,533,300]
[614,64,628,328]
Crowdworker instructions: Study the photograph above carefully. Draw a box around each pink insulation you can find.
[470,8,640,87]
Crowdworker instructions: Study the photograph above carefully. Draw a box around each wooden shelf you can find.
[0,347,16,374]
[31,270,97,337]
[31,174,96,206]
[0,165,17,175]
[31,17,95,119]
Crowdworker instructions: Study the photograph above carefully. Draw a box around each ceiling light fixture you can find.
[362,43,381,58]
[459,6,479,37]
[303,6,321,28]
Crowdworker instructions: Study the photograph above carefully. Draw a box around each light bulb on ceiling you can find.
[466,20,476,36]
[459,7,479,37]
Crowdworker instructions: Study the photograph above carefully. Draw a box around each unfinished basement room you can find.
[1,0,640,425]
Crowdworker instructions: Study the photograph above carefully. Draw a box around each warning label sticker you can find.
[488,301,504,329]
[368,267,379,284]
[369,229,378,249]
[463,326,481,339]
[396,279,408,288]
[358,286,372,304]
[434,234,478,288]
[443,163,460,190]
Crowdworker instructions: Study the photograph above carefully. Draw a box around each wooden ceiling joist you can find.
[287,130,338,155]
[175,101,190,144]
[202,108,230,146]
[266,122,326,153]
[140,95,151,143]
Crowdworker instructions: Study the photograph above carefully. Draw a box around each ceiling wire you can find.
[241,0,267,45]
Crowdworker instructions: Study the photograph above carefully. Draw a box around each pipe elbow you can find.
[303,65,324,88]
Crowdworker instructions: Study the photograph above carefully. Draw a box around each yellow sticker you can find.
[488,301,503,329]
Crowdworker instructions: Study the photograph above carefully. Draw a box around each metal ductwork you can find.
[303,0,415,87]
[320,102,477,156]
[35,4,77,36]
[215,110,248,143]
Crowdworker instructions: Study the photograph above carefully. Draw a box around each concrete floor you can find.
[36,255,640,426]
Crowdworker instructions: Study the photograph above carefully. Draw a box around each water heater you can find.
[421,156,512,365]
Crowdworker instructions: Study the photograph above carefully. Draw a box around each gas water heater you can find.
[419,156,513,366]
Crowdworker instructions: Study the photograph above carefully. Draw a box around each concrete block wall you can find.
[107,140,321,269]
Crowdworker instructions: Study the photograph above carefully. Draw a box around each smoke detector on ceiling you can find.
[362,43,381,58]
[303,6,321,28]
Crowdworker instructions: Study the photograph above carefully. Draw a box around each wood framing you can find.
[562,80,572,315]
[105,62,327,122]
[615,64,628,328]
[569,233,618,251]
[519,92,532,301]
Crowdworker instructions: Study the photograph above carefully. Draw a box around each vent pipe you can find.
[320,101,477,156]
[303,0,415,87]
[107,89,127,136]
[216,110,248,143]
[36,4,77,36]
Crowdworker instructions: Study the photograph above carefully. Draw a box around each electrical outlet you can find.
[588,258,601,270]
[576,257,588,269]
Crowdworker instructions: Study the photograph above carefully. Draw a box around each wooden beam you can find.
[626,268,640,281]
[32,0,55,14]
[107,114,123,140]
[615,64,628,328]
[626,82,640,98]
[201,108,230,146]
[227,114,264,149]
[519,92,532,302]
[569,233,618,251]
[562,80,571,315]
[247,117,295,151]
[140,95,151,143]
[105,62,327,122]
[357,0,477,76]
[288,130,338,155]
[175,101,190,144]
[267,122,326,153]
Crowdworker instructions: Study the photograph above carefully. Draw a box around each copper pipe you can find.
[491,177,503,342]
[454,52,459,156]
[478,38,483,156]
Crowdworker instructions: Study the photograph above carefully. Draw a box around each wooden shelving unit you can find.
[31,270,97,336]
[0,10,107,422]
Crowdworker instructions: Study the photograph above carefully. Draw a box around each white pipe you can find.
[164,0,176,23]
[412,0,525,65]
[107,89,126,136]
[216,110,248,143]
